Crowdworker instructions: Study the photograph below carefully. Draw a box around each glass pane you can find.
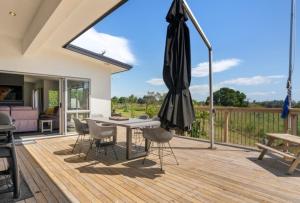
[78,112,90,120]
[67,113,77,133]
[48,90,59,107]
[67,80,89,110]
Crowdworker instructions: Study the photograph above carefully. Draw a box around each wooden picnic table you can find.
[88,117,160,160]
[256,133,300,174]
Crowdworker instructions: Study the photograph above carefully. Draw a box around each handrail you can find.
[194,106,300,113]
[182,0,212,50]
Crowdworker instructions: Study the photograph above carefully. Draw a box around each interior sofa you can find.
[0,106,38,133]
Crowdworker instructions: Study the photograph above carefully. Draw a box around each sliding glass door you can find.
[65,79,90,133]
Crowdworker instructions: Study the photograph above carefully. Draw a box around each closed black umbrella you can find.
[158,0,195,131]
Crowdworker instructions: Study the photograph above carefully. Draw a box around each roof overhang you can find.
[0,0,131,73]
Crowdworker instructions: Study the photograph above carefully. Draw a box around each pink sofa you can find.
[1,106,39,133]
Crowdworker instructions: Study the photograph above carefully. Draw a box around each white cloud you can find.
[192,58,241,77]
[190,84,222,95]
[190,85,209,95]
[71,28,136,65]
[146,78,165,86]
[220,75,285,86]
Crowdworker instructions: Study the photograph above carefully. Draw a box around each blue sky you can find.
[73,0,299,101]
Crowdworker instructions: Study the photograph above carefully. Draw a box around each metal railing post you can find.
[182,0,215,149]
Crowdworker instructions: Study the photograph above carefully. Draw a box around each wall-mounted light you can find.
[9,11,16,16]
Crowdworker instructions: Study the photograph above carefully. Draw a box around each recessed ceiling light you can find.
[9,11,16,16]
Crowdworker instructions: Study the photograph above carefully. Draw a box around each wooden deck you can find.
[6,127,300,202]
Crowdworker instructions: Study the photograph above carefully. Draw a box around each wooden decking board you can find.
[1,127,300,202]
[16,150,49,203]
[26,143,100,202]
[44,141,146,203]
[18,146,70,203]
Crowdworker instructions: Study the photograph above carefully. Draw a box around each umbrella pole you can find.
[182,0,215,149]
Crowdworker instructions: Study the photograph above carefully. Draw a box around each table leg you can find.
[258,137,274,160]
[113,126,117,145]
[145,138,150,152]
[288,153,300,175]
[126,127,132,160]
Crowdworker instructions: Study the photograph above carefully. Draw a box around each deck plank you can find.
[5,127,300,202]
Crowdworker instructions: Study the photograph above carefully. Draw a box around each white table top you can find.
[88,116,160,128]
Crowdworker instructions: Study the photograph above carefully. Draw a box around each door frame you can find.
[63,77,91,135]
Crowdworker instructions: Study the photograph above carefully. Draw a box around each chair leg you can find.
[112,145,118,160]
[72,134,81,153]
[158,143,163,171]
[143,141,152,165]
[104,146,108,156]
[78,133,86,155]
[168,142,179,165]
[85,139,94,160]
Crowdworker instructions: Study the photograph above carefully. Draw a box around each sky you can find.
[72,0,299,102]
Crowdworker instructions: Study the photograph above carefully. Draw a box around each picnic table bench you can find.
[256,133,300,175]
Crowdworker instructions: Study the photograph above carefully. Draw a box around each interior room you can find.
[0,72,60,136]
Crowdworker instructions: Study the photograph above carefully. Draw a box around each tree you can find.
[111,96,119,113]
[118,97,127,104]
[137,97,145,104]
[206,87,248,107]
[128,95,137,104]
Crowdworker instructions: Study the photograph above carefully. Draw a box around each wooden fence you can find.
[188,107,300,147]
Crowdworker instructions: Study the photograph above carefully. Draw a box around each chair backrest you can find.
[73,118,85,134]
[86,119,98,139]
[0,112,12,125]
[142,127,173,143]
[138,114,149,120]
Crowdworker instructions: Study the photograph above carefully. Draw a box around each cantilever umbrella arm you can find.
[182,0,215,149]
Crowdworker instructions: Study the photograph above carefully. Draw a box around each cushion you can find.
[46,107,54,115]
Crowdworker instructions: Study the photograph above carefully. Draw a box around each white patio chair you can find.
[85,119,118,160]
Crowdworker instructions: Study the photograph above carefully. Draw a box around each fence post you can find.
[284,118,289,133]
[291,113,298,135]
[223,111,229,143]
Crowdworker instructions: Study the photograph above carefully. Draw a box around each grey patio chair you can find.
[142,127,178,171]
[72,118,89,153]
[85,119,118,160]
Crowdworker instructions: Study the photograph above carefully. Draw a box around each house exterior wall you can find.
[0,36,111,117]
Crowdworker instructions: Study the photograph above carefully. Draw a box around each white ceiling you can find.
[0,0,42,39]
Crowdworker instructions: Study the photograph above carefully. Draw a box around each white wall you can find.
[24,82,34,106]
[0,36,112,117]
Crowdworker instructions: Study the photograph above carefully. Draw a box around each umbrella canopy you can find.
[158,0,195,131]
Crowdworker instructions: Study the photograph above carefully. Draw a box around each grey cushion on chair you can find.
[142,127,173,143]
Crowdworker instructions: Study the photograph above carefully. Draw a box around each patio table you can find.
[88,117,160,160]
